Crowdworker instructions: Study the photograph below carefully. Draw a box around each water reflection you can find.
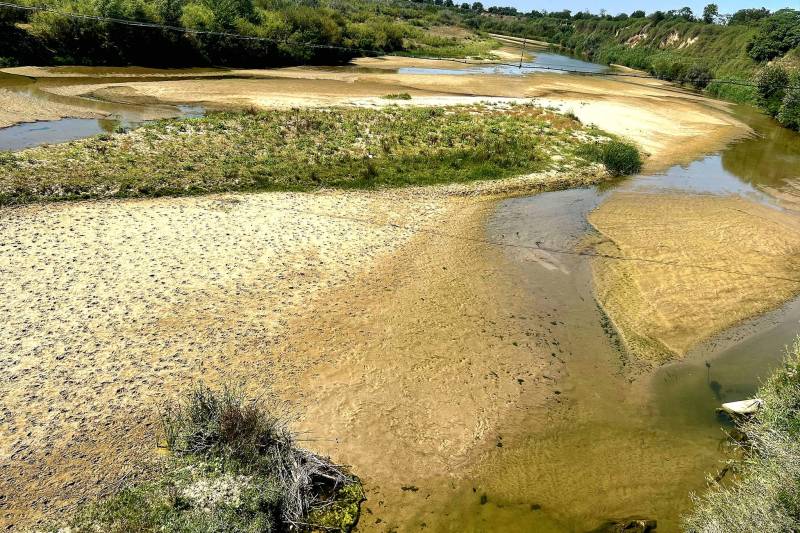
[721,105,800,203]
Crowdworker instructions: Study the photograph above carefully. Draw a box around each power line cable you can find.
[252,200,800,285]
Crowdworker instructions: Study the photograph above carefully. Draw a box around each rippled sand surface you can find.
[590,192,800,362]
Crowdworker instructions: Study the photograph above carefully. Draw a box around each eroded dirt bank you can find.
[589,192,800,363]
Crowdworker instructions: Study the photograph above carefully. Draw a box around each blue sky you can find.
[482,0,797,16]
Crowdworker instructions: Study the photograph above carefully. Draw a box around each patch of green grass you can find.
[404,30,500,59]
[382,92,412,100]
[0,104,632,206]
[57,384,362,532]
[707,76,759,104]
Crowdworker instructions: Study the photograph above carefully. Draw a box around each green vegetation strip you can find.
[0,104,640,206]
[685,342,800,532]
[56,385,363,532]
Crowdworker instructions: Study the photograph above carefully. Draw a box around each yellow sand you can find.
[0,56,760,529]
[0,164,607,529]
[589,192,800,362]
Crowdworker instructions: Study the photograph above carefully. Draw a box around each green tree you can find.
[702,3,718,24]
[756,64,789,116]
[630,10,645,18]
[676,7,695,21]
[729,7,770,25]
[180,2,215,29]
[471,2,483,12]
[747,9,800,61]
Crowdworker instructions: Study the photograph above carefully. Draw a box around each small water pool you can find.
[398,51,609,76]
[0,104,205,152]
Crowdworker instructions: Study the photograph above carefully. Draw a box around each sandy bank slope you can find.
[0,89,104,129]
[589,192,800,362]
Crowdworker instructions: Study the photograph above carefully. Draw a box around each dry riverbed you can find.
[4,59,747,170]
[0,189,448,527]
[0,165,607,529]
[0,56,777,531]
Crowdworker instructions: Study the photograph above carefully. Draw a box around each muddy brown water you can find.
[412,104,800,532]
[2,62,800,532]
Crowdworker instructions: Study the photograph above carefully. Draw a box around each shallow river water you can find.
[0,70,208,150]
[440,104,800,532]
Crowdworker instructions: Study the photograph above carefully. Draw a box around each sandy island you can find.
[589,193,800,363]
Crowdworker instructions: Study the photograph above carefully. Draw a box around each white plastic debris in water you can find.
[721,398,764,415]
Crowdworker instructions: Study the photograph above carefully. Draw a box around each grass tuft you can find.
[57,384,363,532]
[578,139,643,177]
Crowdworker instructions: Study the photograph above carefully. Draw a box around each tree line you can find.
[0,0,460,67]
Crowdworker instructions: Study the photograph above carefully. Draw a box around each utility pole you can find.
[519,37,527,69]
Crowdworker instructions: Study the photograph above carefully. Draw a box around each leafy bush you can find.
[579,140,642,176]
[686,64,713,90]
[11,0,496,67]
[756,64,789,116]
[729,7,771,25]
[747,8,800,62]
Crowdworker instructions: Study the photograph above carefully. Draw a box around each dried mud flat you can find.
[590,192,800,362]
